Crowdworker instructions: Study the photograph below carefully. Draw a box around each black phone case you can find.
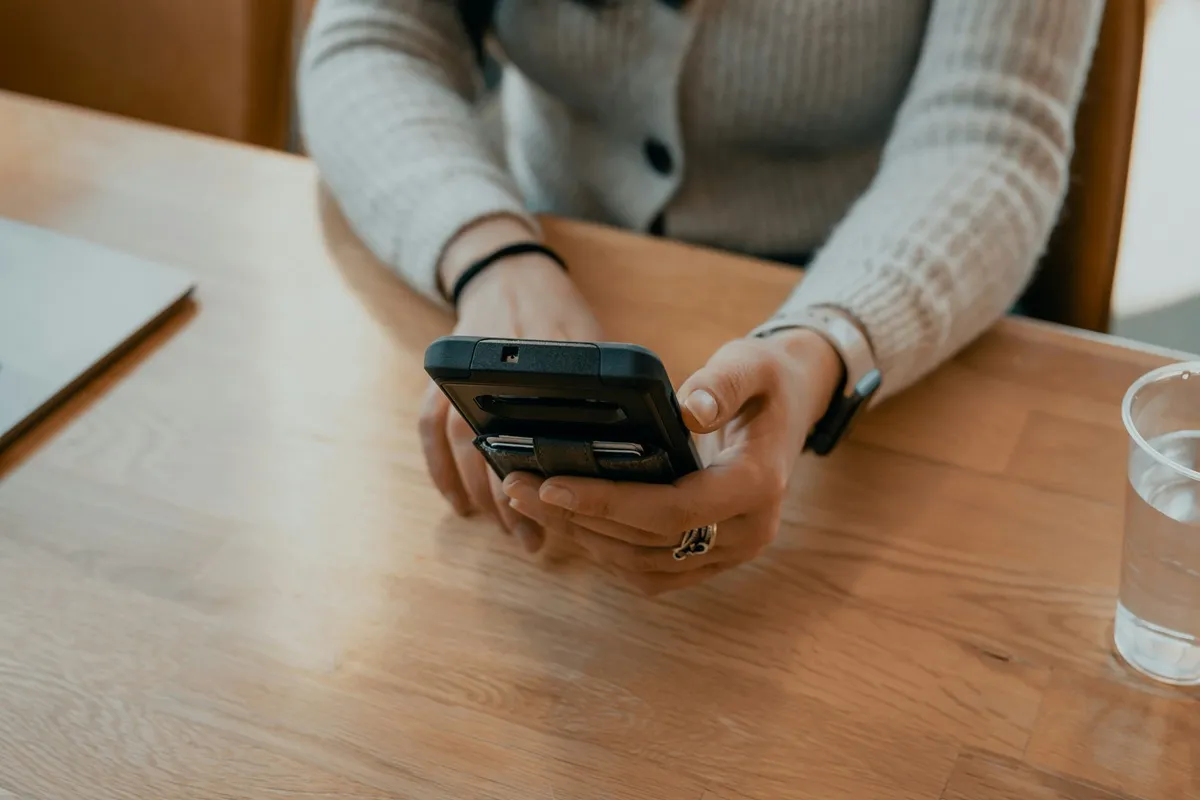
[423,336,702,483]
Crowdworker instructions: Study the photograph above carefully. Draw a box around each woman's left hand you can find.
[502,328,844,595]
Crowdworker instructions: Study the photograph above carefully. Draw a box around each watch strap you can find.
[751,306,882,455]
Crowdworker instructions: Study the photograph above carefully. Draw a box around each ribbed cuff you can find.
[395,175,539,307]
[772,261,934,400]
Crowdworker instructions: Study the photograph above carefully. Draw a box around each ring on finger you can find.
[672,522,718,561]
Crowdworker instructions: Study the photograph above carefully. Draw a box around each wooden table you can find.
[1,90,1196,800]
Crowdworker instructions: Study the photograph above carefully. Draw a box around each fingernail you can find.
[515,521,544,553]
[684,389,719,427]
[540,484,575,509]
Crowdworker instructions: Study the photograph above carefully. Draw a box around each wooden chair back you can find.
[1022,0,1147,332]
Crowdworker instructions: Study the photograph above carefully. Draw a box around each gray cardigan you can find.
[297,0,1104,396]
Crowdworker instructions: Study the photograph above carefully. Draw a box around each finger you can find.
[499,473,553,525]
[418,384,470,515]
[568,526,721,574]
[501,471,545,500]
[492,472,545,553]
[504,475,665,546]
[447,412,492,514]
[490,472,520,533]
[508,497,551,527]
[566,513,672,547]
[510,496,733,578]
[617,562,732,597]
[538,457,774,536]
[568,504,766,564]
[512,497,667,547]
[503,475,570,543]
[677,339,780,434]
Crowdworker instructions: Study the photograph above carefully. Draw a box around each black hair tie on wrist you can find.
[450,242,569,307]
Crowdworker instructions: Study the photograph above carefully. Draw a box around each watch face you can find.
[853,368,883,400]
[841,368,883,437]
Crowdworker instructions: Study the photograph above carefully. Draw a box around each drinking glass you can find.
[1114,361,1200,685]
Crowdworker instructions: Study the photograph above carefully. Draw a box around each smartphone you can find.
[423,336,702,483]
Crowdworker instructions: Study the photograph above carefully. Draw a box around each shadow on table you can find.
[0,298,198,481]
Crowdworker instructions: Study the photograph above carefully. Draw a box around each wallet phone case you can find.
[424,336,702,484]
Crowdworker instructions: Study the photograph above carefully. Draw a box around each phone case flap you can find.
[533,437,599,477]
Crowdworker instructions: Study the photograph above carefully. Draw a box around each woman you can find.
[298,0,1105,594]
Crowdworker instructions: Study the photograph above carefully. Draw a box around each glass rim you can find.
[1121,360,1200,483]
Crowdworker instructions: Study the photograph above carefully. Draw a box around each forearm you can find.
[771,0,1105,399]
[297,0,535,305]
[778,149,1061,399]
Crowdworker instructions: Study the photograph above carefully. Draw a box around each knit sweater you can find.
[297,0,1105,397]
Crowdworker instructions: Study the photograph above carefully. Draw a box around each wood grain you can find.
[941,751,1142,800]
[1026,671,1200,800]
[1,90,1197,799]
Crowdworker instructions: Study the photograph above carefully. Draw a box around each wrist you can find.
[456,251,572,313]
[437,214,542,299]
[762,328,845,424]
[752,307,882,455]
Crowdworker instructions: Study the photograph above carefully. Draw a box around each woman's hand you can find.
[501,329,844,595]
[419,222,603,554]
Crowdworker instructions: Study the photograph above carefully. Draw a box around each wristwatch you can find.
[750,306,883,455]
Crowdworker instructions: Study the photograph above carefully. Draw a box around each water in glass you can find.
[1115,429,1200,684]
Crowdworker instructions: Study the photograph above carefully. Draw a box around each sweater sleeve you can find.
[296,0,536,304]
[773,0,1106,399]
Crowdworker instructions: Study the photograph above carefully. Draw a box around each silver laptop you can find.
[0,218,195,451]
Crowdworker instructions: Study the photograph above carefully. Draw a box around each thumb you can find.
[677,340,775,434]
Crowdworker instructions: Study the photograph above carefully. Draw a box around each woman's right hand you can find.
[419,224,603,554]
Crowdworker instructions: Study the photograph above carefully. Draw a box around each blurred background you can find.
[1,0,1194,350]
[0,0,316,150]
